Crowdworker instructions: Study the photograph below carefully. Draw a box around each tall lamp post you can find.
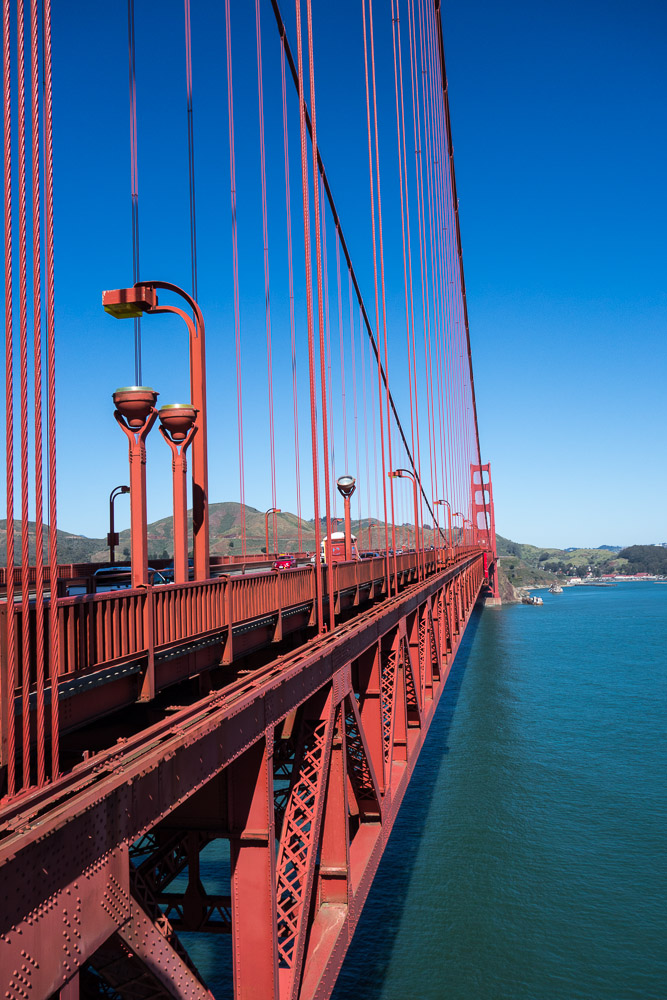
[108,484,130,564]
[265,507,281,557]
[103,281,210,580]
[158,405,198,584]
[112,387,159,588]
[434,498,453,562]
[336,475,356,561]
[453,512,465,552]
[389,469,421,580]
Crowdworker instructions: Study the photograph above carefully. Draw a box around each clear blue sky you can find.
[43,0,665,549]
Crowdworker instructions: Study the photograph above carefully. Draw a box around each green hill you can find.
[496,534,632,586]
[0,503,441,564]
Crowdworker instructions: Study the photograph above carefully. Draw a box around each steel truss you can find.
[0,555,485,1000]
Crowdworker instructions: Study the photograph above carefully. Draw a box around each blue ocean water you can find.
[332,582,667,1000]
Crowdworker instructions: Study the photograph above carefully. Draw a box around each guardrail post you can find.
[138,586,155,702]
[0,605,9,781]
[223,577,234,665]
[272,569,283,643]
[308,565,317,628]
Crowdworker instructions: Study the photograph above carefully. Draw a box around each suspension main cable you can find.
[270,0,445,542]
[127,0,141,383]
[432,0,492,545]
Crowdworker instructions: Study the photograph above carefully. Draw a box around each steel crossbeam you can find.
[0,555,486,1000]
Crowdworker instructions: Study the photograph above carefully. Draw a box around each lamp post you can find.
[264,507,281,557]
[465,518,474,551]
[158,404,198,584]
[335,474,356,562]
[389,469,421,580]
[108,484,130,564]
[112,387,158,588]
[434,498,453,563]
[453,512,465,552]
[103,281,210,580]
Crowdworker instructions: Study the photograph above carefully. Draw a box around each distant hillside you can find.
[618,545,667,575]
[0,503,440,564]
[496,533,631,587]
[3,513,657,580]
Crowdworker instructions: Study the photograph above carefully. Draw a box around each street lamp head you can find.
[103,285,158,319]
[120,485,130,494]
[113,386,159,428]
[158,403,197,442]
[336,474,356,498]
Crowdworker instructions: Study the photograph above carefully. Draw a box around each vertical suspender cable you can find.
[271,0,442,541]
[184,0,198,302]
[293,0,323,631]
[30,0,44,786]
[348,271,361,532]
[17,0,31,789]
[335,230,348,475]
[431,0,491,542]
[127,0,141,384]
[43,0,58,779]
[407,0,438,523]
[255,0,278,547]
[319,177,336,517]
[224,0,246,558]
[367,0,398,585]
[304,0,335,630]
[3,0,16,795]
[361,0,391,594]
[279,37,302,552]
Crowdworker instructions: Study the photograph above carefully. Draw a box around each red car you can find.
[272,554,297,570]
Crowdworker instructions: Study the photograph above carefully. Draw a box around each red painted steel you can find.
[103,282,211,582]
[159,406,198,585]
[0,0,501,995]
[0,554,488,999]
[113,388,159,589]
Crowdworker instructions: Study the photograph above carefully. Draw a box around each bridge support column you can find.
[228,735,279,1000]
[317,706,350,906]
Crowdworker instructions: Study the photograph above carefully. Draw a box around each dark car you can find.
[93,565,168,592]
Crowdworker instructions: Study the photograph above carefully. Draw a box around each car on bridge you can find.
[273,554,297,570]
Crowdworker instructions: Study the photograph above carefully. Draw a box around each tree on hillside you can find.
[618,545,667,574]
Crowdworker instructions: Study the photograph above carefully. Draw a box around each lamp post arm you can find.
[138,280,205,338]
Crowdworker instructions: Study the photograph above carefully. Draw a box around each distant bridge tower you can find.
[471,463,500,604]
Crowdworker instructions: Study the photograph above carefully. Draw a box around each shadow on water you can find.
[332,605,484,999]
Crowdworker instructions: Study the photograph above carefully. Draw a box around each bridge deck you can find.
[0,552,487,999]
[1,549,482,758]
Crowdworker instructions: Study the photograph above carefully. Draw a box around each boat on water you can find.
[522,595,543,606]
[549,583,563,594]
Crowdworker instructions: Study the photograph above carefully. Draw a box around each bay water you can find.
[332,582,666,1000]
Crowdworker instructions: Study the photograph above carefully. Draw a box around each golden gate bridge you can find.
[1,0,499,996]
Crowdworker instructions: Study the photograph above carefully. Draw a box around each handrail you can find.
[0,546,487,703]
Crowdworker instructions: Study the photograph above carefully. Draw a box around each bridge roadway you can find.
[0,547,490,999]
[3,548,468,743]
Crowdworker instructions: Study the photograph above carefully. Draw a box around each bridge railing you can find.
[0,547,487,784]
